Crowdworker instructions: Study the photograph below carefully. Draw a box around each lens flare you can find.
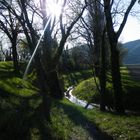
[46,0,62,18]
[23,16,53,79]
[23,0,64,78]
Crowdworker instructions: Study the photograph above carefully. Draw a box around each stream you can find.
[64,86,94,109]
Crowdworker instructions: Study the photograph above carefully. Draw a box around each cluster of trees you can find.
[59,44,91,71]
[76,0,137,113]
[0,0,137,122]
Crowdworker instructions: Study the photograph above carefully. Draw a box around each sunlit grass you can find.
[0,78,38,96]
[0,61,38,97]
[60,99,140,140]
[85,109,140,140]
[72,78,100,103]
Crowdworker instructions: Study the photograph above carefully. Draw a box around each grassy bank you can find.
[73,67,140,111]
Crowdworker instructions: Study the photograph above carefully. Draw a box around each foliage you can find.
[59,44,91,72]
[17,38,30,60]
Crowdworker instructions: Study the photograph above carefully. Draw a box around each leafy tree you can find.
[71,44,90,70]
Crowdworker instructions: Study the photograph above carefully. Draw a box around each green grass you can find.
[0,62,140,140]
[85,107,140,140]
[0,61,43,140]
[72,78,100,103]
[50,99,93,140]
[120,67,140,111]
[0,61,38,97]
[0,61,95,140]
[51,99,140,140]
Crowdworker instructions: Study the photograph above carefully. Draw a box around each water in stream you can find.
[65,86,94,109]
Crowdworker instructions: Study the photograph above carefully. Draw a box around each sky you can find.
[119,1,140,43]
[120,16,140,43]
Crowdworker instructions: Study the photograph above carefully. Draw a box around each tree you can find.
[39,0,87,99]
[17,38,30,60]
[117,42,128,66]
[0,3,20,74]
[104,0,137,113]
[87,0,108,111]
[78,0,108,111]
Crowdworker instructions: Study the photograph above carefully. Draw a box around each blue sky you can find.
[119,1,140,43]
[120,16,140,43]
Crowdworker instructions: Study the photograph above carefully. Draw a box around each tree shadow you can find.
[0,87,53,140]
[57,101,113,140]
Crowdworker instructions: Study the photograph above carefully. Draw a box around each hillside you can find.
[123,39,140,64]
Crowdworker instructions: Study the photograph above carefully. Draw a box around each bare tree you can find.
[87,0,108,111]
[104,0,137,113]
[0,3,20,74]
[76,0,108,111]
[39,0,87,99]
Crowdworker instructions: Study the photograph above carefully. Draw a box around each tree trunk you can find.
[11,41,20,75]
[42,92,51,122]
[34,55,52,122]
[110,40,124,113]
[99,30,106,111]
[103,0,136,114]
[45,70,63,99]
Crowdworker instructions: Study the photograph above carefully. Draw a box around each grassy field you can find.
[0,61,140,140]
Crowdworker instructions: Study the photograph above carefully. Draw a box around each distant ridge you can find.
[123,39,140,64]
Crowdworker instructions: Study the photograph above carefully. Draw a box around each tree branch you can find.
[116,0,137,38]
[53,3,87,65]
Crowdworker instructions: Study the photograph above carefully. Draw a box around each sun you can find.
[46,0,62,17]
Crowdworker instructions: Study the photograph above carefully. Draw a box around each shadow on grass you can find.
[0,88,54,140]
[0,69,15,79]
[57,100,113,140]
